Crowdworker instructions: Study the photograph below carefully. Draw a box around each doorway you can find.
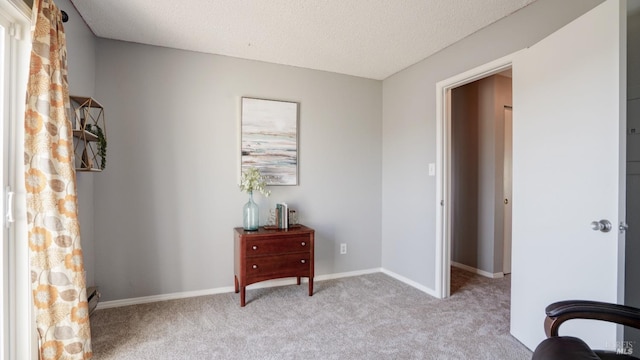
[436,1,625,349]
[434,53,517,298]
[448,72,512,293]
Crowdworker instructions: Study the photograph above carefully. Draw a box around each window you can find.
[0,16,8,360]
[0,2,32,359]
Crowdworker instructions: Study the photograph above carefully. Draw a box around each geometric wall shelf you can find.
[70,95,107,172]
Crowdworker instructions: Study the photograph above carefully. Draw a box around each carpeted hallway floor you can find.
[90,268,532,359]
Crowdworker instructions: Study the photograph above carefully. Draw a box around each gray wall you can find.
[381,0,602,290]
[57,0,604,302]
[93,40,382,301]
[630,2,640,100]
[451,81,480,270]
[451,75,511,274]
[491,75,512,274]
[625,0,640,347]
[56,0,97,287]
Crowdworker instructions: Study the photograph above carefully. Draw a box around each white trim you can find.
[0,15,9,360]
[315,267,381,281]
[451,261,504,279]
[0,2,30,23]
[5,1,30,19]
[0,3,31,360]
[97,268,383,310]
[381,268,438,297]
[97,286,237,310]
[435,51,523,299]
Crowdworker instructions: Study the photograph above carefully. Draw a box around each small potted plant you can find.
[85,124,107,170]
[239,167,270,230]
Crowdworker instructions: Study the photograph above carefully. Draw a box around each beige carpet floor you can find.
[90,268,532,359]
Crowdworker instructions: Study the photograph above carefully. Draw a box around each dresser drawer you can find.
[246,253,311,278]
[234,225,315,306]
[245,236,310,256]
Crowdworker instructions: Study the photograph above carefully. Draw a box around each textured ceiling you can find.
[69,0,536,80]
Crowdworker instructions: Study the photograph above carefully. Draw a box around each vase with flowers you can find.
[239,167,271,231]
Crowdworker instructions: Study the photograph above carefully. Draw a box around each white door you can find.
[510,0,626,351]
[503,107,512,275]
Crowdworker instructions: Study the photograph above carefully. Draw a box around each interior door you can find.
[510,0,626,351]
[503,106,512,275]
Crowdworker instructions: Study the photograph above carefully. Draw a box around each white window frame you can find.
[0,1,33,359]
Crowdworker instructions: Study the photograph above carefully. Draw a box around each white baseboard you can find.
[315,268,381,281]
[451,261,504,279]
[96,286,237,310]
[380,268,438,297]
[96,266,503,310]
[96,268,383,310]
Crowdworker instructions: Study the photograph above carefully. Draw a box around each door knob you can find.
[590,219,612,233]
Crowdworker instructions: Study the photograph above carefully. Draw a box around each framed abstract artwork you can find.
[241,97,299,185]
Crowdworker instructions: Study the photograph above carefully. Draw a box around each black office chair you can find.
[532,300,640,359]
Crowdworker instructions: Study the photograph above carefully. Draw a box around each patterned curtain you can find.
[24,0,92,359]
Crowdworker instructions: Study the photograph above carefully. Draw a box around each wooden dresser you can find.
[234,225,315,307]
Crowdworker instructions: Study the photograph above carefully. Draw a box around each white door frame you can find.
[434,52,521,299]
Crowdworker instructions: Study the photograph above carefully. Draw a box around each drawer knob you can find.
[252,264,258,269]
[252,245,258,250]
[301,242,306,246]
[300,259,306,264]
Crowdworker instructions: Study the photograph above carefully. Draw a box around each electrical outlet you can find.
[340,243,347,254]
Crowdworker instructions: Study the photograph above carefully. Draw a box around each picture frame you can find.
[241,97,299,185]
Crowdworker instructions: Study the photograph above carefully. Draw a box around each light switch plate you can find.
[428,163,436,176]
